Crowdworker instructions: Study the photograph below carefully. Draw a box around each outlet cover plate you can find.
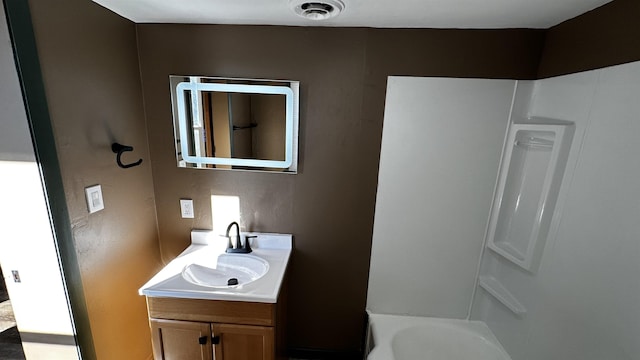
[180,199,194,218]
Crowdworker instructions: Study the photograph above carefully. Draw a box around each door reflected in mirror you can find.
[170,76,299,173]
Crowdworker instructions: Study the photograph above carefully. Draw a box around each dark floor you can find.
[0,326,25,360]
[0,268,26,359]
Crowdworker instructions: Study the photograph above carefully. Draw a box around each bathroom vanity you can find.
[139,230,292,360]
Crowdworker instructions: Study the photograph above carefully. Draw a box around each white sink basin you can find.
[181,254,270,288]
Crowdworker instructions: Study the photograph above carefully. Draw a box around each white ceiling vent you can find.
[290,0,345,21]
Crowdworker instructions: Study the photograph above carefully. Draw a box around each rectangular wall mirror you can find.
[170,76,299,173]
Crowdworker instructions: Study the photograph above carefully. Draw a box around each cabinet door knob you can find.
[212,335,220,345]
[198,336,208,345]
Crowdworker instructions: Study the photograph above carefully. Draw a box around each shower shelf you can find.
[514,136,554,149]
[478,276,526,316]
[486,122,574,273]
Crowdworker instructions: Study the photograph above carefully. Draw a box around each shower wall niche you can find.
[486,122,574,273]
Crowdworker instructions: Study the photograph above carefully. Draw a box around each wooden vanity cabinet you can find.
[150,318,213,360]
[212,323,274,360]
[147,296,285,360]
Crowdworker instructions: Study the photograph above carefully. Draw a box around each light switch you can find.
[180,199,194,218]
[85,185,104,214]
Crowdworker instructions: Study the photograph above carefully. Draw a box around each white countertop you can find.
[138,230,292,303]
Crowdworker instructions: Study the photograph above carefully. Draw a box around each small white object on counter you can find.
[138,230,292,303]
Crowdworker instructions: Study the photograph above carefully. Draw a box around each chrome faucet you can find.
[225,221,253,254]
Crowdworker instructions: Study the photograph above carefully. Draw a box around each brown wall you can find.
[538,0,640,78]
[137,24,544,353]
[27,0,162,358]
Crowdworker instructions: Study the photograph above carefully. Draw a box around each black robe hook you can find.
[111,142,143,169]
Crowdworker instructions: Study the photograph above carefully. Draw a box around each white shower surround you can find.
[367,76,515,318]
[368,60,640,360]
[472,60,640,360]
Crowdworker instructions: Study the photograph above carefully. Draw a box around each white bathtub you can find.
[366,313,511,360]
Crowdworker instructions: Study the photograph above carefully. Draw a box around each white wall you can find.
[0,4,79,359]
[471,61,640,360]
[367,76,515,317]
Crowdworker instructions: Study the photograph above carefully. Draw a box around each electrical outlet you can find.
[180,199,194,218]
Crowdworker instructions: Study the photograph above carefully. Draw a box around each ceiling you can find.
[91,0,613,29]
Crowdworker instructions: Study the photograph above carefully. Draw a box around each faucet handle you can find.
[244,235,257,252]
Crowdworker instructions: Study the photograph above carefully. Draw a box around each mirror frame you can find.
[171,76,299,172]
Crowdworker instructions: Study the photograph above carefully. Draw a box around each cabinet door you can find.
[150,318,213,360]
[212,323,274,360]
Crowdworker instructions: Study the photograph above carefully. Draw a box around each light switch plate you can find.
[85,184,104,214]
[180,199,194,218]
[11,270,20,283]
